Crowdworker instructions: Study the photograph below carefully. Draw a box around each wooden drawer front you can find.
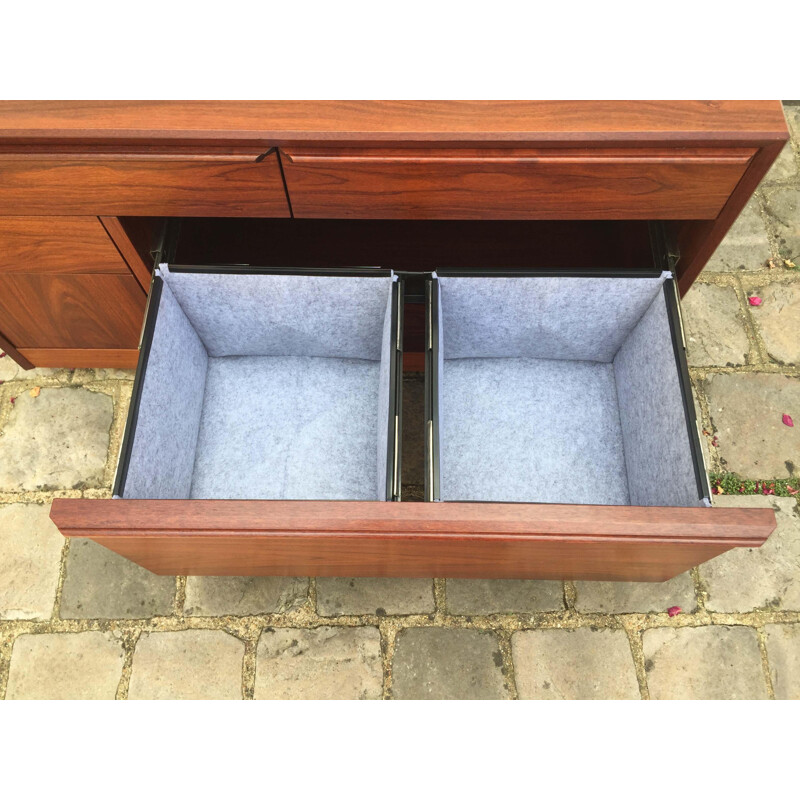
[0,152,290,217]
[0,216,130,273]
[49,499,776,581]
[0,273,145,348]
[282,147,755,220]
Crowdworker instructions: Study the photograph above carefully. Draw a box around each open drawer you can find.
[50,263,776,581]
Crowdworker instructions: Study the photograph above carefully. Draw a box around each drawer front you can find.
[282,147,755,220]
[0,216,130,274]
[0,152,290,217]
[0,273,145,349]
[50,499,776,581]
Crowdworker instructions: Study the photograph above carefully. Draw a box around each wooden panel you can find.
[0,330,33,369]
[0,274,145,349]
[0,216,130,274]
[282,147,755,220]
[50,499,776,581]
[99,216,153,290]
[675,139,787,294]
[0,152,290,216]
[0,101,787,146]
[18,348,139,369]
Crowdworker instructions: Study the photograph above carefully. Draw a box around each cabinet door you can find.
[0,273,146,349]
[281,146,755,220]
[0,216,131,273]
[0,151,290,217]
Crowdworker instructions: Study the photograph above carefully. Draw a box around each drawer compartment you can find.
[281,146,755,220]
[116,267,402,502]
[0,151,290,217]
[426,272,706,506]
[50,265,776,581]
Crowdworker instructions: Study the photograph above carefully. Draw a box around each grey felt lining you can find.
[122,270,395,501]
[189,356,381,500]
[437,275,702,508]
[160,266,392,359]
[123,281,208,500]
[440,276,666,361]
[440,358,630,504]
[613,290,701,507]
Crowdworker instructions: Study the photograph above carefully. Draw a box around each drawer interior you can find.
[427,272,709,508]
[115,267,401,502]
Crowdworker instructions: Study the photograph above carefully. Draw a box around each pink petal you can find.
[667,606,682,617]
[748,296,762,306]
[783,414,794,427]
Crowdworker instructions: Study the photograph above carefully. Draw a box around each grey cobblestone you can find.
[60,539,175,620]
[185,576,308,617]
[705,373,800,478]
[642,626,768,700]
[765,623,800,700]
[316,578,434,617]
[391,627,508,699]
[128,629,245,699]
[6,631,124,699]
[0,503,63,620]
[513,628,640,699]
[0,387,112,491]
[701,496,800,612]
[445,579,564,615]
[255,626,382,700]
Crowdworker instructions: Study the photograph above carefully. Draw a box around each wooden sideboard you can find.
[0,101,789,581]
[0,101,789,369]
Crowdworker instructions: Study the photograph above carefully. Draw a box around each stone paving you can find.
[1,103,799,699]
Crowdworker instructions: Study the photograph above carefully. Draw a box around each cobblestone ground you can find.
[1,104,799,700]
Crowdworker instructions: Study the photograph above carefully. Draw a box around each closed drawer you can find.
[49,262,775,581]
[0,216,132,274]
[0,151,290,216]
[281,146,755,220]
[0,273,145,348]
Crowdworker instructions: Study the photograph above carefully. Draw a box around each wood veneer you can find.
[0,216,131,274]
[0,152,290,217]
[0,100,787,146]
[280,146,755,220]
[50,499,776,581]
[0,274,145,349]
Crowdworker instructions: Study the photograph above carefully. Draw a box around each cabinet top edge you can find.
[0,101,789,145]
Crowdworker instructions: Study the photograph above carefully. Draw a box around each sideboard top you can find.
[0,100,788,147]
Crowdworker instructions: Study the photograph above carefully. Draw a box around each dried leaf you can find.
[667,606,682,617]
[29,386,40,398]
[748,296,762,307]
[785,259,797,269]
[783,414,795,427]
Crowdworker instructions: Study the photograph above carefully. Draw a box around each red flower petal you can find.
[748,296,762,306]
[9,397,15,404]
[783,414,794,427]
[667,606,682,617]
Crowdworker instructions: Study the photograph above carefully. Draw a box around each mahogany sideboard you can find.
[0,101,787,580]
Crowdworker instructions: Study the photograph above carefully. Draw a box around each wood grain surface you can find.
[50,499,775,580]
[281,146,755,220]
[0,153,290,216]
[0,101,787,146]
[0,216,130,273]
[0,273,145,348]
